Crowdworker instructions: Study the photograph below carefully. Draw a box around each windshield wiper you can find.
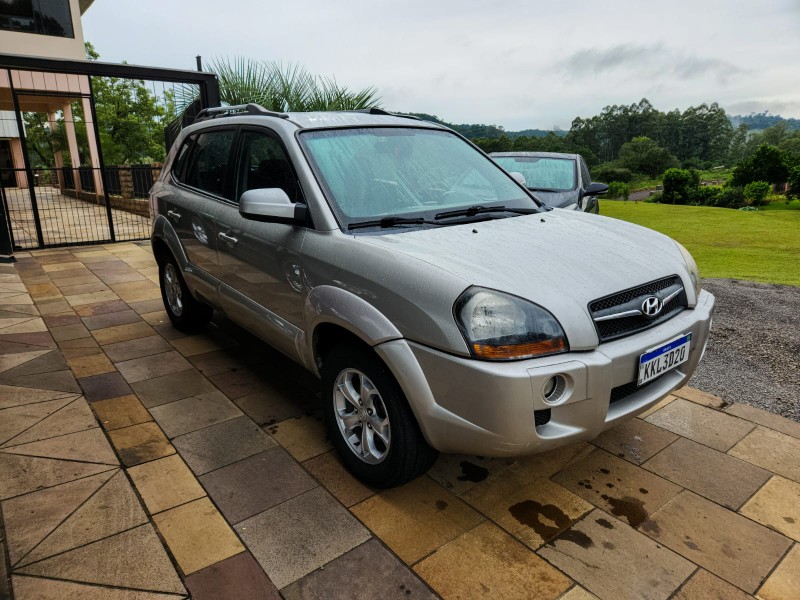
[347,216,440,230]
[434,204,539,220]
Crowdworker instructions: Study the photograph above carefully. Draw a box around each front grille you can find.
[589,276,687,343]
[609,374,665,404]
[534,408,551,427]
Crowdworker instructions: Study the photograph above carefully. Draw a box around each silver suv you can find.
[150,105,714,488]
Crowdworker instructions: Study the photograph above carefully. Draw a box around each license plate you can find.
[638,333,692,386]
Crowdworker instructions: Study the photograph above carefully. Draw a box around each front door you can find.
[211,128,308,360]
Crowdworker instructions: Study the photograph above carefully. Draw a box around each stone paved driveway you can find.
[0,242,798,599]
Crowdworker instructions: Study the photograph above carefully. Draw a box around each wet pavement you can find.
[0,242,798,599]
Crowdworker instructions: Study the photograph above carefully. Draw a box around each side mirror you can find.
[509,171,527,187]
[585,182,609,196]
[239,188,307,224]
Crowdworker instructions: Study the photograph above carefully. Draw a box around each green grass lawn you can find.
[600,202,800,286]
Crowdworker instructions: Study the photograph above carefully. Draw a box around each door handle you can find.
[167,209,181,221]
[218,232,238,246]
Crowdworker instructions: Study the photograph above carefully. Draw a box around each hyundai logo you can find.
[641,296,664,318]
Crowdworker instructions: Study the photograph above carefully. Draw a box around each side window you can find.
[183,130,236,198]
[580,158,592,189]
[235,130,303,203]
[171,135,195,183]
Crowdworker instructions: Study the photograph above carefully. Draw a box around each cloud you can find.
[558,43,747,83]
[725,99,800,116]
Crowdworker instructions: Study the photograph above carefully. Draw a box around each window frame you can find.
[0,0,75,39]
[173,126,239,203]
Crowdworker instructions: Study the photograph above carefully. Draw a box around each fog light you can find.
[542,375,567,405]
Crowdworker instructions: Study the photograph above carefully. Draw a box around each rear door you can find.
[210,127,308,360]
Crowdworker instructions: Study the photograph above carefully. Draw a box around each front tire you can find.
[159,254,212,332]
[321,344,438,488]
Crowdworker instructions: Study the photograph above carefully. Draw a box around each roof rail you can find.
[194,103,290,122]
[347,108,422,121]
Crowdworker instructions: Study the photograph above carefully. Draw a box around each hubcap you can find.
[333,369,391,465]
[163,263,183,317]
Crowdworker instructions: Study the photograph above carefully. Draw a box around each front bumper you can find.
[375,289,715,456]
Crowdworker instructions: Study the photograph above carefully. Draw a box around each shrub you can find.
[731,144,790,186]
[607,181,630,200]
[689,185,722,206]
[714,186,746,209]
[645,191,663,203]
[662,168,695,204]
[592,164,634,183]
[787,166,800,200]
[743,181,771,206]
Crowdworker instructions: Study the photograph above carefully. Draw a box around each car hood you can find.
[356,210,692,350]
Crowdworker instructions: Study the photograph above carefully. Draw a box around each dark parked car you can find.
[491,151,607,213]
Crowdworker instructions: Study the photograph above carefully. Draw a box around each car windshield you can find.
[493,156,576,192]
[299,127,536,227]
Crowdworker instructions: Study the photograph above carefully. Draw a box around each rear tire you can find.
[321,344,438,488]
[159,254,212,332]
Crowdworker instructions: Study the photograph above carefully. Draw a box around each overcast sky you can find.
[82,0,800,130]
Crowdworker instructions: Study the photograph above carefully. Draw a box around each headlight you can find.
[675,242,701,297]
[454,287,568,360]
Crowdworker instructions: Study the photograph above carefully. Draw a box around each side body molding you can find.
[302,285,403,373]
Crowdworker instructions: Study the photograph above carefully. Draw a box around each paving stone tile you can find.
[643,437,770,509]
[0,330,55,347]
[266,412,331,462]
[81,308,142,331]
[0,396,74,445]
[236,487,371,589]
[234,388,317,426]
[637,394,677,419]
[462,467,593,549]
[92,321,157,346]
[173,415,276,475]
[57,335,102,358]
[131,369,216,408]
[51,275,102,288]
[672,386,727,408]
[65,290,120,307]
[0,316,48,333]
[725,403,800,440]
[552,448,682,528]
[150,390,242,438]
[0,453,115,500]
[2,470,115,565]
[592,418,679,465]
[16,523,186,594]
[209,366,277,400]
[559,587,600,600]
[739,476,800,542]
[0,384,75,409]
[1,427,116,464]
[109,280,162,303]
[0,348,51,373]
[140,309,169,326]
[0,349,66,377]
[79,371,133,402]
[42,313,81,327]
[154,322,187,341]
[25,282,60,299]
[538,509,695,600]
[74,298,130,317]
[757,543,800,600]
[67,352,115,378]
[41,261,84,273]
[97,271,148,285]
[302,450,375,507]
[19,470,149,566]
[642,491,791,593]
[188,348,260,376]
[92,394,152,431]
[170,335,232,357]
[58,282,110,296]
[186,552,280,600]
[154,497,245,575]
[115,350,192,384]
[201,448,317,524]
[129,454,206,514]
[672,569,752,600]
[13,575,186,600]
[415,521,571,600]
[427,453,516,495]
[351,475,483,565]
[129,298,167,315]
[645,399,754,452]
[103,334,173,363]
[46,269,91,282]
[283,538,432,600]
[0,368,80,393]
[108,422,175,467]
[729,426,800,483]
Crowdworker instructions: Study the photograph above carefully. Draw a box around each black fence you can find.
[0,165,156,249]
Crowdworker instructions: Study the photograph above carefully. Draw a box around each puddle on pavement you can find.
[457,460,489,483]
[509,499,572,541]
[435,499,448,511]
[601,494,648,528]
[595,518,614,529]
